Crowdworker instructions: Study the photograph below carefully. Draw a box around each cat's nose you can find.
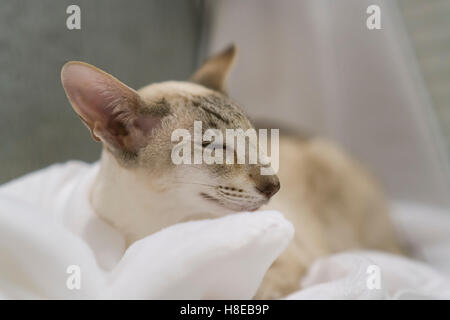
[257,178,280,199]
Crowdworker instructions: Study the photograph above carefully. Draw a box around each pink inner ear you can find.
[62,62,163,153]
[61,62,135,130]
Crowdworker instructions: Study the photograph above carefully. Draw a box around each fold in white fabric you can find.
[0,162,293,299]
[0,162,449,299]
[286,203,450,299]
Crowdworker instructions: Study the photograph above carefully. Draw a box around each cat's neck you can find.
[90,150,203,245]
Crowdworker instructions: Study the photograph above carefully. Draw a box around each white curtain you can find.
[205,0,450,207]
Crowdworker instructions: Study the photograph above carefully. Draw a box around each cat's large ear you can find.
[61,61,160,155]
[190,44,237,93]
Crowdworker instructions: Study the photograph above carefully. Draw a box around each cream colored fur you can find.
[255,135,402,298]
[61,45,403,299]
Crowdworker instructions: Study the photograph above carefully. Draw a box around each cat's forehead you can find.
[138,81,215,100]
[138,81,252,130]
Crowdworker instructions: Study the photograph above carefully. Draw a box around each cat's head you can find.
[61,45,279,215]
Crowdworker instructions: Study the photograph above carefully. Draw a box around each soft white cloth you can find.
[0,162,449,299]
[0,162,293,299]
[285,202,450,300]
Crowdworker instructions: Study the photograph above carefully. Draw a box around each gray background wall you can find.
[0,0,205,183]
[1,0,449,208]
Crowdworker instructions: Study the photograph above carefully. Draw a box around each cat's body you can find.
[61,45,402,299]
[256,135,402,298]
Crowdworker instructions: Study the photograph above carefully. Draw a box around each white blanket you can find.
[0,162,449,299]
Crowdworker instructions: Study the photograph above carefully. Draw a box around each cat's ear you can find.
[190,44,237,93]
[61,61,160,155]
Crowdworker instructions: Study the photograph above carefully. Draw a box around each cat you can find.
[61,45,403,299]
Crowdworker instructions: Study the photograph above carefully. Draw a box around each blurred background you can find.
[0,0,449,208]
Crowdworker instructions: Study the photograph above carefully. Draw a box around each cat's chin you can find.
[248,205,263,212]
[222,204,264,213]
